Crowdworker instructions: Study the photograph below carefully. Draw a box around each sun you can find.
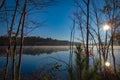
[103,24,110,31]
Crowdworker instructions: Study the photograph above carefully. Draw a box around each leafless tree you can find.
[74,0,90,71]
[0,0,56,80]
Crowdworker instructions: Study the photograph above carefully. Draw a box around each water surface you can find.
[0,46,120,79]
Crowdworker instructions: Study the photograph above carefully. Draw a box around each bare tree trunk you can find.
[4,52,9,80]
[0,0,6,9]
[93,2,102,71]
[4,6,9,80]
[79,22,85,49]
[17,0,27,80]
[9,0,19,80]
[97,27,102,72]
[13,7,23,80]
[111,0,116,73]
[111,29,116,73]
[86,0,90,71]
[98,42,102,72]
[104,31,108,62]
[69,18,75,80]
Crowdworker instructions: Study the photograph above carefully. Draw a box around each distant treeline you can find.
[0,36,78,46]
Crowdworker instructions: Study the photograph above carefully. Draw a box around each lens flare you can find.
[105,61,110,67]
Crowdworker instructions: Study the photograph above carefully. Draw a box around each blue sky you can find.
[0,0,75,41]
[27,0,75,40]
[0,0,106,41]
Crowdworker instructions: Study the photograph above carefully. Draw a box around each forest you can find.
[0,36,72,46]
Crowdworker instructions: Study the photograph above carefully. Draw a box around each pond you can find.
[0,46,120,80]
